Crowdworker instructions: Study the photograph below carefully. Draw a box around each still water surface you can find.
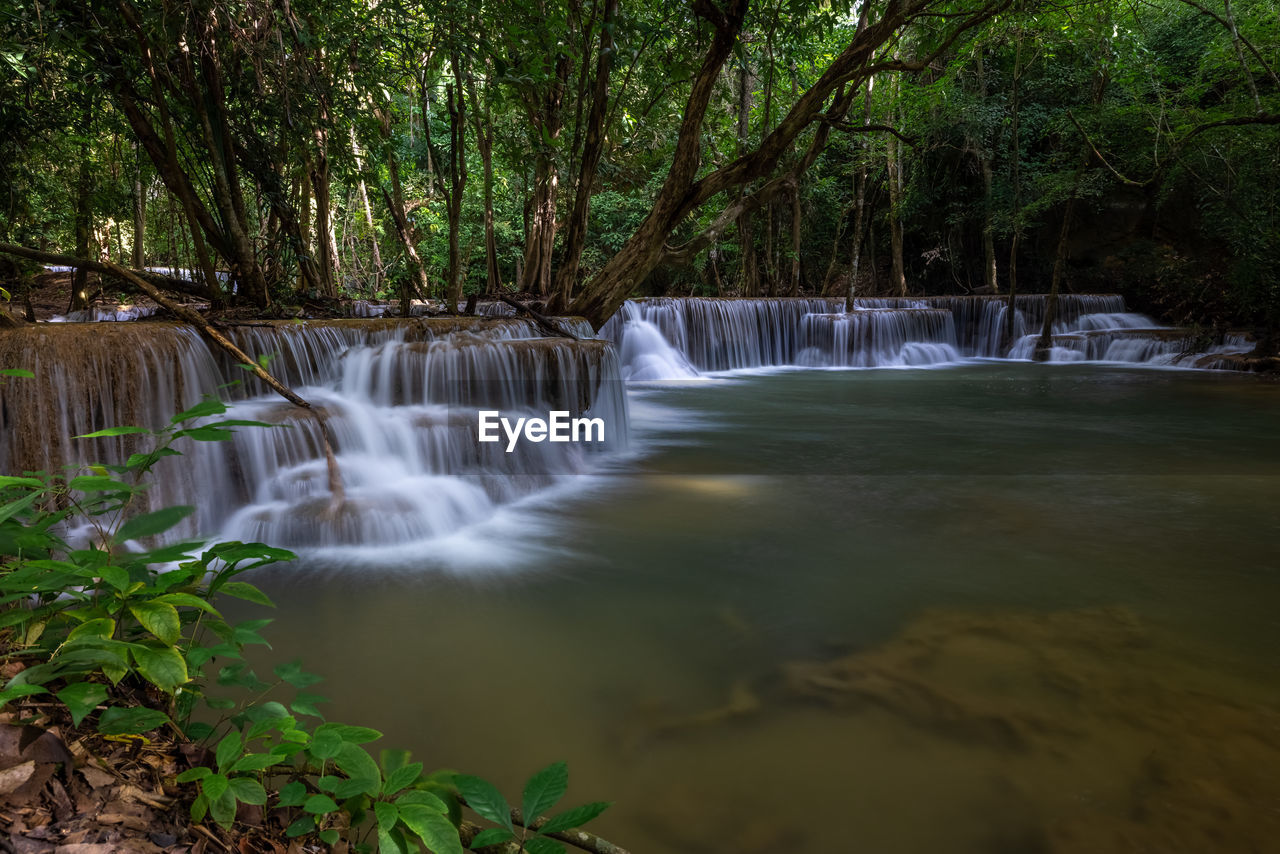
[243,364,1280,853]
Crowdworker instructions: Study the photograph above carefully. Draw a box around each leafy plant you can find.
[0,394,615,852]
[455,761,611,854]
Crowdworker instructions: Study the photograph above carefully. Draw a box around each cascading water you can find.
[0,318,625,557]
[603,295,1254,378]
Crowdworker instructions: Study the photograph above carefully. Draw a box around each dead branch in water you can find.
[496,293,581,340]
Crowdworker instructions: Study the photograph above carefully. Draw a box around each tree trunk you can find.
[466,65,502,295]
[975,52,998,294]
[789,180,801,296]
[70,101,93,313]
[519,55,571,296]
[886,132,906,295]
[310,129,338,298]
[1004,26,1026,342]
[844,166,870,310]
[350,127,382,289]
[445,74,468,312]
[377,109,432,315]
[297,160,312,295]
[550,0,619,313]
[735,51,758,297]
[1033,172,1083,361]
[132,143,146,269]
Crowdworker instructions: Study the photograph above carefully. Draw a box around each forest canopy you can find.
[0,0,1276,332]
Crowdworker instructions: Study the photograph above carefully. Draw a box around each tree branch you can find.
[826,120,918,147]
[1066,110,1145,186]
[457,808,631,854]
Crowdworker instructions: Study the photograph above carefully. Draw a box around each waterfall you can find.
[604,295,1252,376]
[796,309,961,367]
[0,318,625,553]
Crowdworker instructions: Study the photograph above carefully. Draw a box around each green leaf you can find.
[176,767,212,783]
[244,700,291,723]
[304,794,339,815]
[317,774,344,793]
[537,802,612,835]
[0,492,39,524]
[374,801,400,830]
[230,753,281,773]
[66,476,129,493]
[453,775,513,832]
[399,805,464,854]
[128,600,181,646]
[171,398,227,424]
[319,829,340,845]
[377,822,409,854]
[335,742,382,793]
[273,659,322,688]
[524,837,565,854]
[0,684,48,705]
[333,777,377,800]
[521,761,568,825]
[56,682,108,726]
[202,773,229,802]
[0,368,34,378]
[468,827,515,849]
[230,619,273,647]
[74,425,150,438]
[310,727,343,760]
[382,762,423,796]
[154,592,217,613]
[97,706,170,735]
[277,780,308,807]
[285,815,315,838]
[98,565,130,591]
[228,777,267,805]
[125,448,180,470]
[211,786,236,828]
[185,721,215,740]
[332,724,382,744]
[0,476,43,489]
[115,506,195,544]
[215,732,242,770]
[395,790,449,812]
[214,581,275,606]
[190,792,209,822]
[67,618,116,642]
[131,644,189,693]
[290,691,328,718]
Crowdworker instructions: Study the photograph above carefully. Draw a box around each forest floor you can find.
[0,686,315,854]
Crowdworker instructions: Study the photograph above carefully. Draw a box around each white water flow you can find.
[1,294,1256,562]
[602,295,1254,378]
[0,318,625,561]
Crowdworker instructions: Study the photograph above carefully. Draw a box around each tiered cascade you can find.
[0,318,624,550]
[602,295,1252,378]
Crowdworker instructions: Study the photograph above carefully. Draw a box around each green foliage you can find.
[0,395,610,852]
[455,761,611,854]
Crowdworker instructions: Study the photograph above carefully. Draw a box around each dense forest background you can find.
[0,0,1276,336]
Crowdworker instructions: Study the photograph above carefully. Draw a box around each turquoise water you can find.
[244,364,1280,853]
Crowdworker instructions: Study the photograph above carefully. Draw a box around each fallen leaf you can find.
[0,760,36,795]
[77,767,114,790]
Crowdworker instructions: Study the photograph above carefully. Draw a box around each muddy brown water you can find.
[234,364,1280,853]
